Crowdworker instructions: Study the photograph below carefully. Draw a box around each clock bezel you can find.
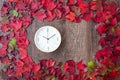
[34,26,62,53]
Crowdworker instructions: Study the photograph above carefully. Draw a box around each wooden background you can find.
[0,0,120,80]
[27,19,98,64]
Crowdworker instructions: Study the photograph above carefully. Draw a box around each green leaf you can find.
[87,61,96,68]
[1,16,7,20]
[4,62,11,67]
[87,61,96,72]
[51,77,56,80]
[8,38,16,49]
[12,10,18,17]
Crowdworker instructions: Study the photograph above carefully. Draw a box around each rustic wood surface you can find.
[27,19,98,64]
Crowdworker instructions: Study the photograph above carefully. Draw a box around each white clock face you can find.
[34,26,61,53]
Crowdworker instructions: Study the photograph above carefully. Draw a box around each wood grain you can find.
[27,19,99,64]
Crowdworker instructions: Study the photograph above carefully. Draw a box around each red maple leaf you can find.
[107,1,118,15]
[102,2,118,22]
[16,36,29,48]
[111,37,119,46]
[55,68,62,77]
[46,58,55,67]
[15,66,23,77]
[24,0,33,4]
[75,16,81,23]
[32,64,40,73]
[16,59,24,67]
[8,0,19,2]
[78,2,89,14]
[100,57,109,67]
[1,56,10,64]
[0,44,7,56]
[34,10,47,21]
[114,46,120,52]
[21,16,32,28]
[58,0,64,3]
[83,11,93,21]
[46,11,56,21]
[15,1,26,10]
[48,67,55,74]
[67,0,76,5]
[19,48,27,59]
[116,13,120,22]
[23,64,32,72]
[43,0,56,10]
[114,46,120,56]
[95,48,112,61]
[1,24,9,32]
[98,37,108,47]
[1,3,9,16]
[115,27,120,37]
[15,29,27,37]
[110,18,117,26]
[66,12,76,21]
[40,59,48,68]
[64,60,75,75]
[107,70,120,78]
[7,69,14,77]
[59,75,69,80]
[0,37,9,45]
[89,0,102,11]
[62,6,70,15]
[76,60,86,71]
[94,11,106,23]
[10,18,22,31]
[31,1,39,11]
[55,9,62,19]
[96,24,106,36]
[22,56,33,64]
[77,0,82,4]
[89,1,97,11]
[111,56,118,64]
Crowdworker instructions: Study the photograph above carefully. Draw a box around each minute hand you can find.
[48,34,56,40]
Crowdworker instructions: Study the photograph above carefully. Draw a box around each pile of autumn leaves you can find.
[0,0,120,80]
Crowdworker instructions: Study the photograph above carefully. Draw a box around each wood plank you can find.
[27,19,98,64]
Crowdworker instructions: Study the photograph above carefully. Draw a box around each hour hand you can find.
[42,36,48,39]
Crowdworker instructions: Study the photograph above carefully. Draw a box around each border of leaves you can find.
[0,0,120,80]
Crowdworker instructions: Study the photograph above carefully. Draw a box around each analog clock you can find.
[34,26,61,53]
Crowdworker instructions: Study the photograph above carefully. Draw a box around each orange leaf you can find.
[66,12,76,21]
